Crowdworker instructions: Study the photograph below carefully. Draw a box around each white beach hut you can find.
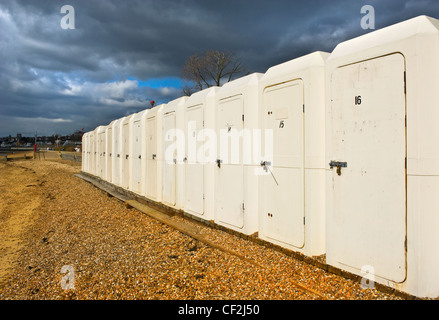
[105,121,115,183]
[96,125,106,180]
[161,97,187,209]
[214,73,263,235]
[144,104,164,202]
[120,115,135,190]
[325,15,439,298]
[129,109,149,195]
[258,51,329,256]
[82,132,89,174]
[183,87,219,221]
[110,117,125,187]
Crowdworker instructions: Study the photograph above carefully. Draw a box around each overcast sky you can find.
[1,0,438,137]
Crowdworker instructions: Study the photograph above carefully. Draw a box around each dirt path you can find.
[0,162,42,283]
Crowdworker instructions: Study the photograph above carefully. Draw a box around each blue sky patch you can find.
[128,77,183,89]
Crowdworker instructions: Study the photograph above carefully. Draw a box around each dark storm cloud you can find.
[1,0,439,136]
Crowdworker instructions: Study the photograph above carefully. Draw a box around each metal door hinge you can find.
[404,71,407,94]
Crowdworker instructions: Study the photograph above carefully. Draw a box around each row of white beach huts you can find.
[81,16,439,298]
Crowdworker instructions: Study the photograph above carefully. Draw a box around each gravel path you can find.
[0,159,403,300]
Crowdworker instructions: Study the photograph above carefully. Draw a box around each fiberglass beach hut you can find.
[96,125,106,180]
[258,51,329,257]
[105,120,115,184]
[144,104,164,202]
[183,86,219,222]
[129,109,149,195]
[120,114,135,190]
[88,129,96,176]
[161,97,187,210]
[81,132,90,174]
[325,15,439,298]
[214,73,263,235]
[111,117,125,187]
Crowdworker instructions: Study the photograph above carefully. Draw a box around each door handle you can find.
[329,161,347,176]
[260,160,278,186]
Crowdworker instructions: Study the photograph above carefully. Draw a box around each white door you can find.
[262,80,305,248]
[146,116,157,199]
[132,120,142,193]
[185,105,204,215]
[122,123,130,188]
[107,128,112,182]
[90,134,95,175]
[216,95,244,228]
[83,134,88,173]
[163,112,176,206]
[113,127,120,185]
[330,53,407,282]
[99,132,106,178]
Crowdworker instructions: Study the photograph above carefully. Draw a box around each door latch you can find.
[260,160,279,186]
[329,161,347,176]
[216,159,222,168]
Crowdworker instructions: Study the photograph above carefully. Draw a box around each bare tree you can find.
[182,50,247,96]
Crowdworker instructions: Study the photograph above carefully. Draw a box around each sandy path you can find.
[0,163,42,283]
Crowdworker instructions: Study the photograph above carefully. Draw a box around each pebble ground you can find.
[0,159,404,300]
